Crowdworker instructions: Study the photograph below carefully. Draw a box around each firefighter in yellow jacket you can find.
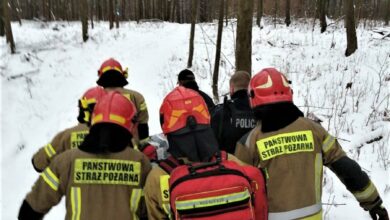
[96,58,149,145]
[31,86,105,172]
[144,86,244,220]
[19,91,152,220]
[235,68,389,220]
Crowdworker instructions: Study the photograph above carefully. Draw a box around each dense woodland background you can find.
[1,0,389,100]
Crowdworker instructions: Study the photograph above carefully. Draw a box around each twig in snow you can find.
[7,70,39,81]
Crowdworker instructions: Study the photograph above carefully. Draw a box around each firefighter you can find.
[177,69,215,111]
[235,68,389,220]
[97,58,150,146]
[31,86,105,172]
[211,71,256,154]
[19,91,152,220]
[144,86,247,220]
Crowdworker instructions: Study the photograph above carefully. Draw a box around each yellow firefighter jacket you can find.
[25,147,152,220]
[235,117,380,220]
[144,154,245,220]
[32,123,89,172]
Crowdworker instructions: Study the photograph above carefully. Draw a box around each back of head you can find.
[230,71,251,93]
[80,91,137,153]
[77,86,106,125]
[248,68,302,132]
[177,69,199,91]
[248,68,293,109]
[97,58,128,88]
[160,86,218,161]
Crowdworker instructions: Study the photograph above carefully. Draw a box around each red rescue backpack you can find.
[158,151,268,220]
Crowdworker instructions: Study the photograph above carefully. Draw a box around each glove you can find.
[369,204,389,220]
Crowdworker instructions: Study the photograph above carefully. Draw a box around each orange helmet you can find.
[248,68,293,108]
[78,86,106,124]
[160,86,210,134]
[91,91,136,133]
[97,58,128,78]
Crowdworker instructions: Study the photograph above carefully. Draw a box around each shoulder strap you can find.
[158,156,181,174]
[217,96,231,142]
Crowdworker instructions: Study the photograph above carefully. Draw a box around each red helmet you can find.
[78,86,106,124]
[248,68,293,108]
[91,91,136,133]
[97,58,128,78]
[160,86,210,134]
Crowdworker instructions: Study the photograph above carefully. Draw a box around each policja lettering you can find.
[74,159,141,185]
[257,130,315,160]
[234,118,256,128]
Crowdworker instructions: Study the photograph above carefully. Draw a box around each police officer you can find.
[177,69,215,111]
[235,68,389,220]
[19,91,152,220]
[144,86,244,220]
[97,58,150,146]
[211,71,256,154]
[31,86,105,172]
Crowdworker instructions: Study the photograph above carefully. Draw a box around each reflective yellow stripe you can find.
[162,203,172,219]
[314,153,323,202]
[44,144,56,158]
[140,102,147,111]
[322,135,336,153]
[130,188,142,220]
[269,203,322,220]
[41,167,59,191]
[91,113,103,125]
[71,187,81,220]
[109,114,126,125]
[175,189,250,210]
[102,66,122,74]
[353,181,376,200]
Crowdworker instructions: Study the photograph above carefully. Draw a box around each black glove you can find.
[369,204,389,220]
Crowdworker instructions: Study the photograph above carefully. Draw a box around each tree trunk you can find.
[96,0,102,20]
[122,0,126,20]
[187,0,198,68]
[235,0,253,74]
[256,0,263,27]
[0,0,5,37]
[385,0,390,25]
[3,0,16,53]
[90,0,94,29]
[285,0,291,26]
[213,0,225,103]
[344,0,357,56]
[115,0,119,28]
[318,0,327,32]
[10,0,22,25]
[273,0,278,28]
[109,0,114,29]
[80,0,88,42]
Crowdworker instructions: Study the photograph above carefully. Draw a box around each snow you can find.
[1,18,389,219]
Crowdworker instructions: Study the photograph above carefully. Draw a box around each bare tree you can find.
[285,0,291,26]
[0,0,4,37]
[109,0,114,29]
[256,0,263,27]
[235,0,253,74]
[187,0,198,68]
[3,0,16,53]
[385,0,390,25]
[80,0,88,42]
[115,0,119,28]
[344,0,357,56]
[318,0,327,32]
[213,0,225,102]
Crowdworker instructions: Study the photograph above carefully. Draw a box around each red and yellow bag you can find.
[163,152,267,220]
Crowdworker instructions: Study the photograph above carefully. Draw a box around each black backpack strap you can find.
[158,156,181,174]
[217,96,230,143]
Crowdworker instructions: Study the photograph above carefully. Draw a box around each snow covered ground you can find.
[1,18,389,219]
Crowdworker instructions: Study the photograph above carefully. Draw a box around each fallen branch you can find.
[7,70,39,80]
